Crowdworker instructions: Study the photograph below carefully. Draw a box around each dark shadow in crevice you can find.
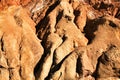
[37,17,50,40]
[19,66,22,78]
[0,65,5,68]
[92,51,110,79]
[36,0,60,33]
[0,36,4,52]
[34,41,52,80]
[34,18,51,79]
[34,31,51,79]
[74,10,80,19]
[76,56,83,76]
[92,44,116,79]
[61,35,67,42]
[74,10,80,27]
[99,2,112,9]
[56,10,63,25]
[83,18,106,44]
[34,1,60,78]
[65,15,72,21]
[109,21,117,28]
[74,10,82,30]
[93,1,113,10]
[92,55,101,79]
[45,52,73,80]
[69,0,74,3]
[115,9,120,19]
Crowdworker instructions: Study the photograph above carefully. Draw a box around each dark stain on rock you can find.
[14,15,23,27]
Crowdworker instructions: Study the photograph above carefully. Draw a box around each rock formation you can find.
[0,0,120,80]
[0,5,43,80]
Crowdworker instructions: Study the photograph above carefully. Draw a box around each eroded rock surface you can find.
[0,6,43,80]
[0,0,120,80]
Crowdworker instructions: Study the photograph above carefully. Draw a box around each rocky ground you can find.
[0,0,120,80]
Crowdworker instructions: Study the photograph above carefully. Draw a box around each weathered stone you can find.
[96,46,120,79]
[0,5,43,80]
[0,0,120,80]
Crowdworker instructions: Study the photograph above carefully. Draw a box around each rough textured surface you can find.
[0,5,43,80]
[0,0,120,80]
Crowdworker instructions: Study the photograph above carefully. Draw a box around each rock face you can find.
[96,45,120,78]
[0,6,43,80]
[0,0,120,80]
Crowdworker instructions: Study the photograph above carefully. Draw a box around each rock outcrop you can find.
[0,0,120,80]
[0,5,43,80]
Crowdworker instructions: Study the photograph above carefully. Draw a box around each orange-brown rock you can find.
[0,6,43,80]
[96,46,120,79]
[0,0,120,80]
